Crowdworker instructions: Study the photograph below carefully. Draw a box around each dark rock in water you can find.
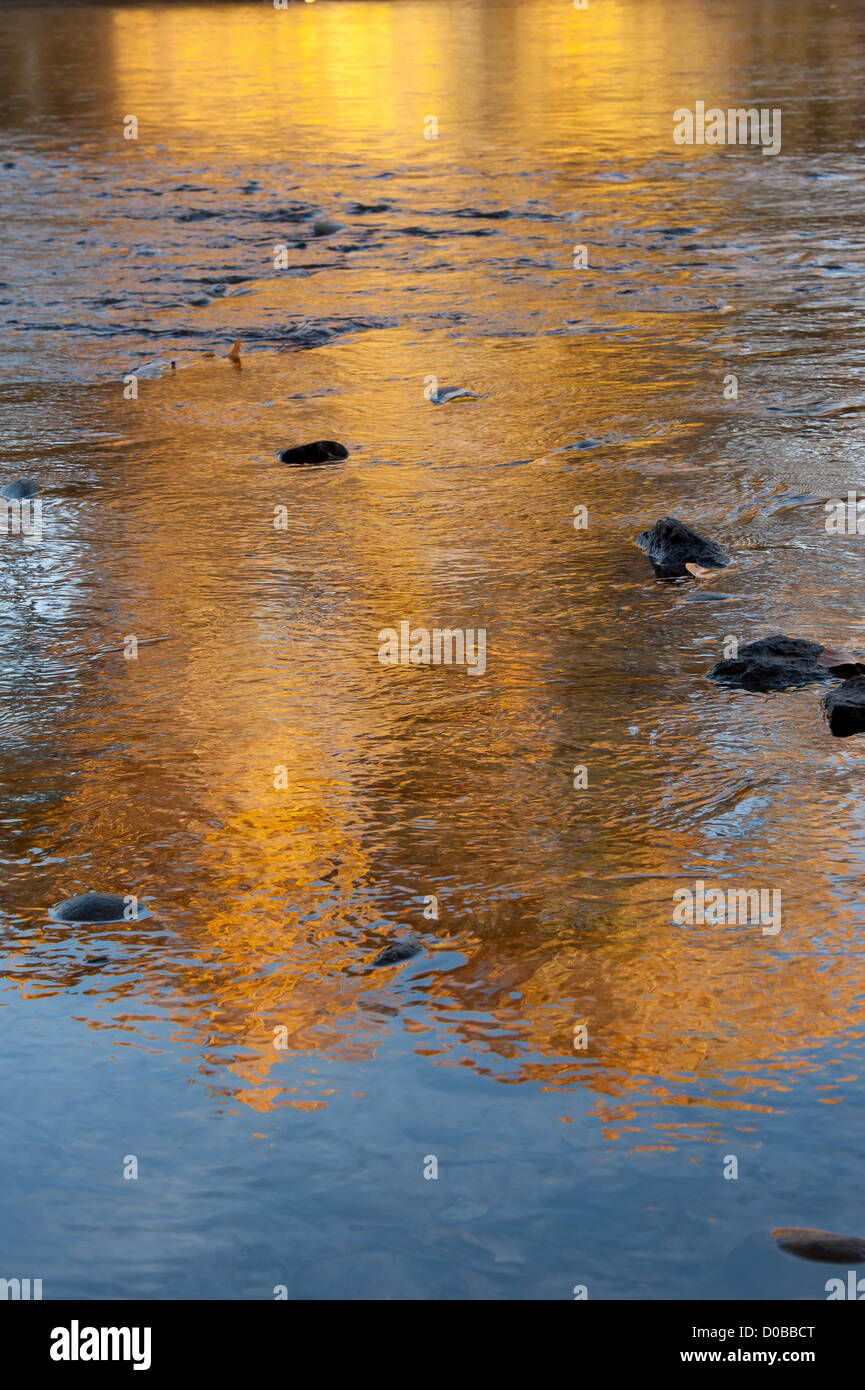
[312,217,340,237]
[824,677,865,737]
[1,479,40,500]
[636,517,730,576]
[819,651,865,679]
[277,440,348,467]
[428,386,477,405]
[709,635,830,691]
[368,940,422,968]
[772,1227,865,1264]
[49,892,150,924]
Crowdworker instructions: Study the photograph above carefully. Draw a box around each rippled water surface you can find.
[2,0,865,1299]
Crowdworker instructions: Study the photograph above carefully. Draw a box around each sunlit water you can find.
[2,0,865,1299]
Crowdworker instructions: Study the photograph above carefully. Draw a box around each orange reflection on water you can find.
[2,0,865,1146]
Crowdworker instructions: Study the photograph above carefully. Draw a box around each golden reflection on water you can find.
[2,0,865,1145]
[4,332,865,1128]
[98,0,865,159]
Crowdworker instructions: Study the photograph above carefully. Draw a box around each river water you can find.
[1,0,865,1300]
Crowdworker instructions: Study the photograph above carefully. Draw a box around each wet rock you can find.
[823,677,865,737]
[277,440,349,466]
[49,892,150,924]
[1,479,39,500]
[772,1227,865,1264]
[134,358,176,379]
[312,218,341,237]
[636,517,730,576]
[368,940,422,968]
[816,647,865,680]
[428,386,477,405]
[709,635,833,691]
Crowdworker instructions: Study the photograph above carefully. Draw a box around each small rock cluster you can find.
[638,517,865,735]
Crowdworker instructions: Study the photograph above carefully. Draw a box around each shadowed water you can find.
[1,0,865,1300]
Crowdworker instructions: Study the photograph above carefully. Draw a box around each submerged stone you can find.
[709,635,830,691]
[49,892,151,924]
[824,677,865,737]
[636,517,730,577]
[772,1227,865,1264]
[368,940,422,968]
[1,479,39,500]
[277,440,348,466]
[428,386,477,405]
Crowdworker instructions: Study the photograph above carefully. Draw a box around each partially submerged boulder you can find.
[368,940,422,968]
[772,1227,865,1264]
[1,479,39,500]
[277,440,348,466]
[636,517,730,576]
[824,676,865,737]
[710,635,863,692]
[427,386,477,405]
[49,892,151,924]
